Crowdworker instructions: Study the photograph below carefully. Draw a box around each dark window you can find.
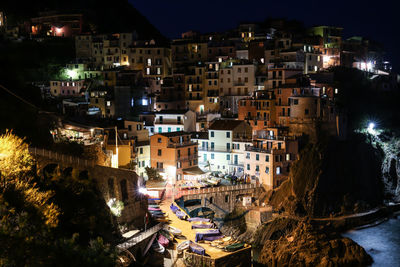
[120,179,128,202]
[108,178,115,198]
[158,149,162,156]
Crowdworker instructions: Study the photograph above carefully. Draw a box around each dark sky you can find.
[131,0,399,71]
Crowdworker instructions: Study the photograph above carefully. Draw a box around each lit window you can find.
[107,101,111,107]
[146,68,150,75]
[157,67,161,75]
[276,167,281,174]
[335,88,339,94]
[286,154,290,161]
[147,58,151,66]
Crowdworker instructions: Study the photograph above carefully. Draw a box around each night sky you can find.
[132,0,399,71]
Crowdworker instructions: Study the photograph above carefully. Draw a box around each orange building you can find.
[238,90,276,133]
[150,132,199,184]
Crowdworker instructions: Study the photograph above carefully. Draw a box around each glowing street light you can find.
[66,69,77,79]
[367,122,377,135]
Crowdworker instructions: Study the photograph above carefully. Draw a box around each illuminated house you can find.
[89,86,115,117]
[154,110,196,133]
[219,61,256,116]
[238,90,276,133]
[184,64,206,114]
[127,41,172,80]
[196,120,252,175]
[104,129,135,168]
[244,129,298,189]
[135,140,151,180]
[150,132,199,183]
[50,80,86,97]
[204,62,220,113]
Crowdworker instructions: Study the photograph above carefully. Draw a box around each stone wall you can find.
[33,154,147,228]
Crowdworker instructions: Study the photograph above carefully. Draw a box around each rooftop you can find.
[209,120,246,130]
[190,132,209,140]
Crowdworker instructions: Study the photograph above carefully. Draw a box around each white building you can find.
[154,110,196,133]
[136,140,151,180]
[195,120,252,175]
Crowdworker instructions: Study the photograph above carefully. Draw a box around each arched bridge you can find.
[174,184,263,220]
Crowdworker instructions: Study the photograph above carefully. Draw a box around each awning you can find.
[182,166,206,175]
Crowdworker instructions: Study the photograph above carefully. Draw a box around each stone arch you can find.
[188,207,215,219]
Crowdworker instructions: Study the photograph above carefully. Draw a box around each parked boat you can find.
[163,225,182,236]
[177,240,190,254]
[191,221,214,229]
[159,229,174,241]
[151,240,165,253]
[157,234,169,248]
[189,241,205,256]
[224,242,245,252]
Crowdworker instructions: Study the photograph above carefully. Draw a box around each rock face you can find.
[264,134,384,217]
[258,221,372,267]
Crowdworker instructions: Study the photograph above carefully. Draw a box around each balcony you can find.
[168,141,196,148]
[155,121,183,125]
[234,82,245,86]
[177,154,198,161]
[198,147,232,153]
[229,161,244,167]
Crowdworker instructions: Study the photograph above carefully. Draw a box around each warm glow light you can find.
[55,27,62,34]
[138,187,148,194]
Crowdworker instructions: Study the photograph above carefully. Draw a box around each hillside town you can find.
[1,6,400,267]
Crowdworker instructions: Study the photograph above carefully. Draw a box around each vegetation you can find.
[0,132,119,266]
[145,167,163,181]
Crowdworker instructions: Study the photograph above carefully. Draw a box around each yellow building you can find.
[105,129,135,168]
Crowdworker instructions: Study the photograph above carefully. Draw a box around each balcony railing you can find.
[168,141,196,148]
[198,147,232,153]
[228,161,244,167]
[155,121,183,125]
[177,154,198,161]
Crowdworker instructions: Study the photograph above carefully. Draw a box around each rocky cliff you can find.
[265,134,384,217]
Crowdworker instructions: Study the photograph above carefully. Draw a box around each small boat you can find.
[189,241,205,256]
[191,221,214,229]
[177,240,190,254]
[158,234,169,248]
[151,240,165,253]
[163,225,182,236]
[159,229,174,241]
[188,217,211,223]
[224,243,245,252]
[175,210,187,220]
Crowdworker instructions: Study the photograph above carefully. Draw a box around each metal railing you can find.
[174,183,261,199]
[117,223,164,250]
